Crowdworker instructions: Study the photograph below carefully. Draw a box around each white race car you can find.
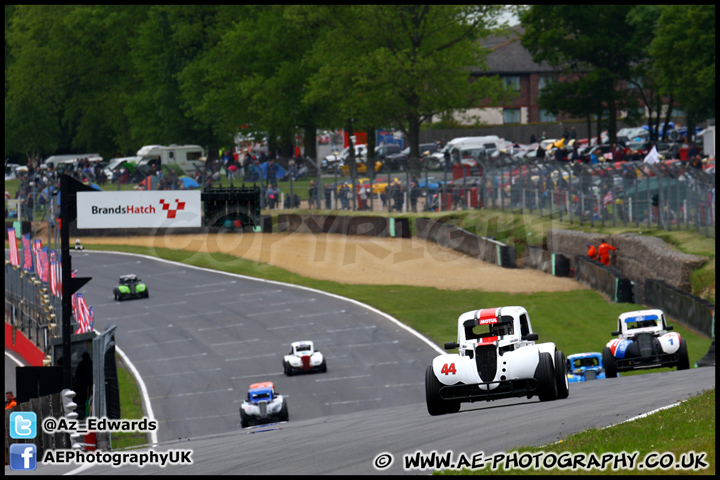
[603,309,690,377]
[239,382,288,428]
[283,341,327,375]
[425,306,569,416]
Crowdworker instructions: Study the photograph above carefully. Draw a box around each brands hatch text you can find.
[91,205,156,215]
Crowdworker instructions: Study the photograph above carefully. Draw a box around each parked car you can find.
[603,309,689,377]
[373,144,402,162]
[385,143,438,171]
[104,156,141,180]
[566,352,606,383]
[239,382,288,428]
[425,306,568,416]
[321,144,368,172]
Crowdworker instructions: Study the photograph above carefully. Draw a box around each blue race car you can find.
[239,382,288,429]
[566,352,606,383]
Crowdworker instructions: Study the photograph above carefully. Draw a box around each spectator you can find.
[73,352,93,420]
[324,183,332,209]
[358,184,368,210]
[5,391,17,410]
[409,181,419,212]
[570,127,577,141]
[266,185,278,209]
[690,155,703,170]
[536,144,546,160]
[267,158,279,187]
[612,143,625,162]
[597,238,618,266]
[586,243,597,260]
[339,183,349,210]
[227,159,238,182]
[530,133,537,144]
[308,180,317,209]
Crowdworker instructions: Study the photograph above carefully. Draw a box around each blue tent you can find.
[257,162,288,181]
[180,176,200,189]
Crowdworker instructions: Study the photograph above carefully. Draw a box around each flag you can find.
[40,247,50,283]
[33,240,44,280]
[643,146,660,164]
[50,250,59,297]
[73,293,93,334]
[21,234,33,271]
[7,228,20,266]
[603,190,613,207]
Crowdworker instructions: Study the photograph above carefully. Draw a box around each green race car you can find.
[113,274,149,301]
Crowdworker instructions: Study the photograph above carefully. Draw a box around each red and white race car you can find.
[425,306,569,416]
[283,341,327,375]
[603,309,689,377]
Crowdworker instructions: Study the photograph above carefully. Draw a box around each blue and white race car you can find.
[239,382,288,429]
[566,352,606,383]
[603,309,690,377]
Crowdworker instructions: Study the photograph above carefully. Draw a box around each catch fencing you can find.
[466,157,715,238]
[5,263,62,357]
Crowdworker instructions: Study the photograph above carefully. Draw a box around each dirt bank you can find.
[78,233,585,293]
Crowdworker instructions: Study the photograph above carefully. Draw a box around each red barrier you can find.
[4,322,45,366]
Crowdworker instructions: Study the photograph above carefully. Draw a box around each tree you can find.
[180,5,328,162]
[127,5,220,154]
[305,5,510,176]
[651,5,715,143]
[521,5,647,145]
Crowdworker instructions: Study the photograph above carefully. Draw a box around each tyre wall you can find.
[574,255,634,303]
[275,214,391,237]
[526,246,570,277]
[644,279,715,337]
[547,229,706,294]
[416,218,516,268]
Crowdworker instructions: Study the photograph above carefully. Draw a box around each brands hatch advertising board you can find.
[77,191,201,229]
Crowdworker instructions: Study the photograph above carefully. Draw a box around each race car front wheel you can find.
[279,400,289,422]
[554,350,569,399]
[676,338,690,370]
[603,347,618,378]
[425,366,460,416]
[240,409,250,429]
[535,352,558,401]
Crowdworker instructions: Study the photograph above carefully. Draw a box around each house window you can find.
[504,76,521,92]
[538,76,552,91]
[539,109,556,123]
[503,108,521,124]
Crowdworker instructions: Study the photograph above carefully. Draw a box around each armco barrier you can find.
[574,255,634,303]
[644,279,715,338]
[416,218,516,268]
[526,246,570,277]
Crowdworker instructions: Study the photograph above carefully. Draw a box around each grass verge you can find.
[111,353,149,450]
[442,388,715,476]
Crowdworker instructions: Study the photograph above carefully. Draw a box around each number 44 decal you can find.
[441,363,457,375]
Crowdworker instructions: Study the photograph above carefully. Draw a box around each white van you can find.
[136,145,206,175]
[429,136,505,169]
[44,153,103,169]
